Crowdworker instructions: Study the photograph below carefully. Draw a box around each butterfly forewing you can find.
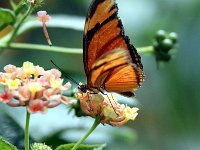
[83,0,145,96]
[84,0,118,76]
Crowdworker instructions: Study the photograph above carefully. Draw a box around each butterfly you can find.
[78,0,144,97]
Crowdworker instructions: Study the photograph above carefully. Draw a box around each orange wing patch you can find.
[104,64,143,92]
[87,49,144,97]
[88,49,129,87]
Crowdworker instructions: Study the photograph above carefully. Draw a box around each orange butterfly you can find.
[79,0,144,97]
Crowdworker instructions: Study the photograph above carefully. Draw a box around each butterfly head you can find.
[78,83,87,93]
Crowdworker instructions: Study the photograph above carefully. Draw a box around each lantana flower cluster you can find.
[0,61,73,113]
[75,89,139,126]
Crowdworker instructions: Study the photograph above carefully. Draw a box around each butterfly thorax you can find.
[78,84,87,93]
[78,83,103,94]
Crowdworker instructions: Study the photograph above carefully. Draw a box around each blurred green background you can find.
[0,0,200,150]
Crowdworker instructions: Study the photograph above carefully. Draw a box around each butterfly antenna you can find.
[106,94,117,115]
[100,90,117,115]
[50,60,79,85]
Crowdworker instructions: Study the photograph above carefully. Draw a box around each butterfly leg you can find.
[97,88,119,115]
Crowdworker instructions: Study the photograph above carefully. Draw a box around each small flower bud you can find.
[155,30,166,42]
[161,38,173,52]
[169,32,178,44]
[30,0,36,6]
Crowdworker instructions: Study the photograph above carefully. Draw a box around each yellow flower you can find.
[23,61,36,75]
[6,79,21,90]
[28,82,42,94]
[91,94,104,103]
[103,106,118,119]
[124,107,139,121]
[0,73,10,85]
[50,78,63,89]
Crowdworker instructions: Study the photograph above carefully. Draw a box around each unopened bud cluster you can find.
[154,29,178,63]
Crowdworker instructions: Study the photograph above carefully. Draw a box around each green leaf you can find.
[0,8,16,30]
[55,143,106,150]
[0,137,17,150]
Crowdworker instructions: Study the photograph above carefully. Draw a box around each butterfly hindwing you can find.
[88,49,143,97]
[88,49,129,87]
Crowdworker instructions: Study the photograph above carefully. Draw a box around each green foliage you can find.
[55,143,106,150]
[0,137,17,150]
[0,8,16,30]
[14,1,27,16]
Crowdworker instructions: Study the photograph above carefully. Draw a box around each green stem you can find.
[7,3,33,47]
[25,110,31,150]
[138,46,154,54]
[71,117,101,150]
[0,42,154,55]
[6,43,82,54]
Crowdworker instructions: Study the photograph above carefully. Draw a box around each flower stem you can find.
[25,110,31,150]
[71,117,101,150]
[7,2,33,47]
[42,23,52,46]
[0,42,82,54]
[0,42,154,55]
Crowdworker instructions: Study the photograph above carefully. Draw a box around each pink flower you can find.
[37,11,51,23]
[0,90,12,103]
[34,65,45,77]
[43,89,59,101]
[50,69,61,79]
[12,85,30,101]
[37,73,51,87]
[62,82,72,91]
[28,99,47,113]
[16,68,26,80]
[60,96,75,105]
[4,64,17,73]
